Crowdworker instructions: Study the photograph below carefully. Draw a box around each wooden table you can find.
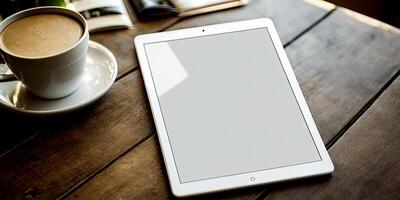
[1,0,400,199]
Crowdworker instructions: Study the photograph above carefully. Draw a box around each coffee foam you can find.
[0,13,83,58]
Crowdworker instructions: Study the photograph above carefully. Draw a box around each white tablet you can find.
[134,18,334,197]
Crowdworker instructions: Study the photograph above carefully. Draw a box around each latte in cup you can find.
[0,7,89,99]
[0,13,83,58]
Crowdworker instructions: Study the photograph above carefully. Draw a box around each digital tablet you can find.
[134,18,334,197]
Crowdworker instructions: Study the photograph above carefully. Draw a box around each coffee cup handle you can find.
[0,53,17,82]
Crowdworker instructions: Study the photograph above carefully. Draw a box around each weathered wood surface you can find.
[284,8,400,144]
[1,1,399,200]
[265,76,400,200]
[64,8,400,200]
[0,72,154,199]
[66,134,268,200]
[0,1,336,199]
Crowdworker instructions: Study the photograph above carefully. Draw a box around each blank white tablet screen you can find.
[144,28,321,183]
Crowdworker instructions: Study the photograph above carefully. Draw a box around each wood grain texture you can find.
[0,1,334,199]
[63,8,400,200]
[0,72,154,199]
[66,136,172,200]
[285,8,400,143]
[66,135,264,200]
[265,76,400,200]
[1,2,399,200]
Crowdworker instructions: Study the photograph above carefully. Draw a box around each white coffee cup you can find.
[0,7,89,99]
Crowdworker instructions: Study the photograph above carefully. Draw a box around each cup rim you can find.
[0,6,88,60]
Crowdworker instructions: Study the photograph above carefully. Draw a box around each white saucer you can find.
[0,41,118,115]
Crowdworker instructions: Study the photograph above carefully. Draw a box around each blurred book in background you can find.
[71,0,133,32]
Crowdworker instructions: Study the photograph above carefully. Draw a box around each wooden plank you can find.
[285,8,400,143]
[66,135,264,200]
[0,71,154,199]
[65,136,171,200]
[264,76,400,200]
[64,8,400,199]
[0,1,334,199]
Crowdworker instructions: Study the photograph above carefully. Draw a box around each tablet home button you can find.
[250,177,256,181]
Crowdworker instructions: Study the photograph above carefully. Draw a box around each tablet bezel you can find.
[134,18,334,197]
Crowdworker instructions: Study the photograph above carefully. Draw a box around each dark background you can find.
[326,0,400,27]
